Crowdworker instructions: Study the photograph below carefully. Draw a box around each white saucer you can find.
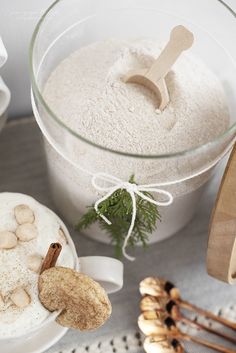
[2,321,68,353]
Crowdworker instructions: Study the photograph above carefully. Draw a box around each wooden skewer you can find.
[167,299,236,344]
[182,333,236,353]
[164,280,236,331]
[124,25,194,111]
[180,314,236,345]
[179,299,236,331]
[145,333,236,353]
[140,296,236,344]
[40,243,62,274]
[139,312,236,353]
[140,278,236,331]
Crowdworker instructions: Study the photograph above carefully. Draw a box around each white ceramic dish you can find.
[0,193,123,351]
[1,322,67,353]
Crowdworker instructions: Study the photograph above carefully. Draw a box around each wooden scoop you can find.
[124,25,194,111]
[207,143,236,284]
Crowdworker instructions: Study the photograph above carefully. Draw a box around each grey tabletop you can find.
[0,117,235,353]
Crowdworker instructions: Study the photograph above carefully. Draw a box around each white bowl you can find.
[0,193,123,346]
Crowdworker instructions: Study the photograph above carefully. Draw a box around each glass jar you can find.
[30,0,236,245]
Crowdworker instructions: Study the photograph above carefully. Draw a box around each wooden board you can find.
[207,143,236,284]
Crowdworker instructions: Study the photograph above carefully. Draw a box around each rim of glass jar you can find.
[29,0,236,160]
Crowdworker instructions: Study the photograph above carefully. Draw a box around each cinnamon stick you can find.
[40,243,62,274]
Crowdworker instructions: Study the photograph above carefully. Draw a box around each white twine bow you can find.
[92,172,173,261]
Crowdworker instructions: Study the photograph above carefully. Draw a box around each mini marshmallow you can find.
[10,288,31,309]
[16,223,38,242]
[27,254,43,273]
[14,204,35,225]
[0,231,18,249]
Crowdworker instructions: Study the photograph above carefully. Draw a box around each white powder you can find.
[44,39,229,154]
[0,193,75,339]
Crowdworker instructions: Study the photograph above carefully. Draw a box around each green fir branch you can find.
[76,176,161,258]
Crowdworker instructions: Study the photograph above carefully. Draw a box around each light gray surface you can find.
[0,117,235,352]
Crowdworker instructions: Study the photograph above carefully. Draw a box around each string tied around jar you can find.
[92,172,173,261]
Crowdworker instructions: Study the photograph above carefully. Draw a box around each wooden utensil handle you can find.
[185,335,236,353]
[181,316,236,344]
[146,25,194,82]
[180,299,236,330]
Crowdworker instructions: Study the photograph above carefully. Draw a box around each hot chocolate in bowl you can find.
[30,0,236,246]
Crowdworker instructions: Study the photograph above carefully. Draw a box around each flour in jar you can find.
[41,38,231,240]
[43,39,230,155]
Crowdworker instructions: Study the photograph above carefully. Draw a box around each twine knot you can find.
[123,182,138,193]
[91,172,173,261]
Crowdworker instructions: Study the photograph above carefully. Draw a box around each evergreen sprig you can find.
[76,176,161,258]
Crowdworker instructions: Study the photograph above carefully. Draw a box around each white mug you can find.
[0,37,10,130]
[8,235,123,342]
[0,200,123,347]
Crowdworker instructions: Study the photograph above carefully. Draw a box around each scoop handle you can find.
[146,25,194,82]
